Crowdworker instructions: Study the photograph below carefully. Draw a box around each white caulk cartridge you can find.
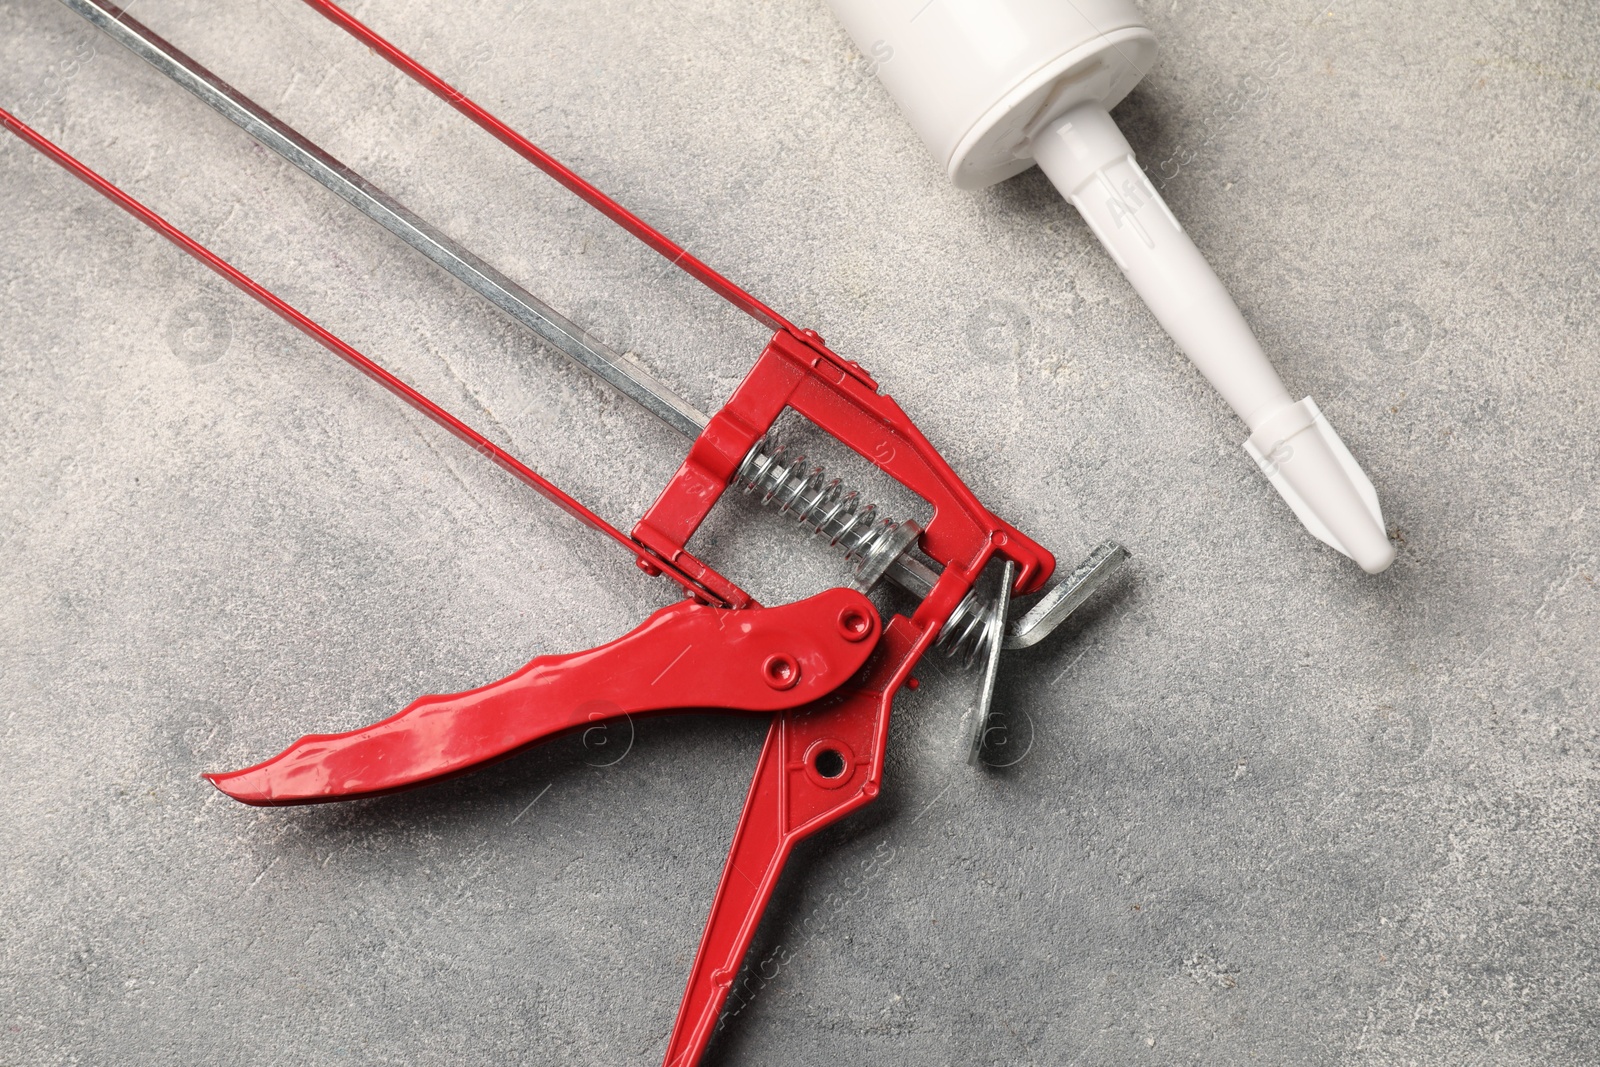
[825,0,1394,572]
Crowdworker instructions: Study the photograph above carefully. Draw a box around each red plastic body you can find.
[660,617,925,1065]
[634,328,1051,610]
[8,8,1060,1062]
[206,588,881,805]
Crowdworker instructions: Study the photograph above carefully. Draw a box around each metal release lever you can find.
[1005,540,1130,650]
[962,541,1129,765]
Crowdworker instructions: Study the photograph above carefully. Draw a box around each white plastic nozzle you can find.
[823,0,1395,572]
[1029,105,1394,572]
[1029,105,1293,428]
[1244,399,1396,574]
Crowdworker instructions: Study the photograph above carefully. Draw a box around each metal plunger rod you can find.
[58,0,710,439]
[59,0,962,610]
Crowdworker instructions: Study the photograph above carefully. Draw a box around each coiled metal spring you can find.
[935,588,1004,668]
[736,436,1002,667]
[735,438,918,587]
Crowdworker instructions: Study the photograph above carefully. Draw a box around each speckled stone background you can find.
[2,1,1596,1064]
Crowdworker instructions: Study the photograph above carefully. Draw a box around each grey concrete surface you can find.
[2,0,1597,1064]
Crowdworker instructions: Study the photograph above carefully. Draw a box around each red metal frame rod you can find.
[0,105,718,604]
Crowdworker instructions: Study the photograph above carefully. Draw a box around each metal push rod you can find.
[57,0,1125,655]
[58,0,980,617]
[58,0,711,439]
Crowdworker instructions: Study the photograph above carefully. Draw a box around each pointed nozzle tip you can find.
[1246,398,1396,575]
[1353,532,1398,575]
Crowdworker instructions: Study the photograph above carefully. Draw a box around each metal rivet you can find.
[762,654,799,690]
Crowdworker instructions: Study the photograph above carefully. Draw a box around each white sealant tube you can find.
[822,0,1396,573]
[1031,104,1394,573]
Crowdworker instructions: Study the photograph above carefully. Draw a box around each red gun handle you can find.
[661,619,921,1067]
[206,588,881,806]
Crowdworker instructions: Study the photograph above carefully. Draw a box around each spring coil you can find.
[736,436,1005,669]
[735,438,911,575]
[935,588,1004,669]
